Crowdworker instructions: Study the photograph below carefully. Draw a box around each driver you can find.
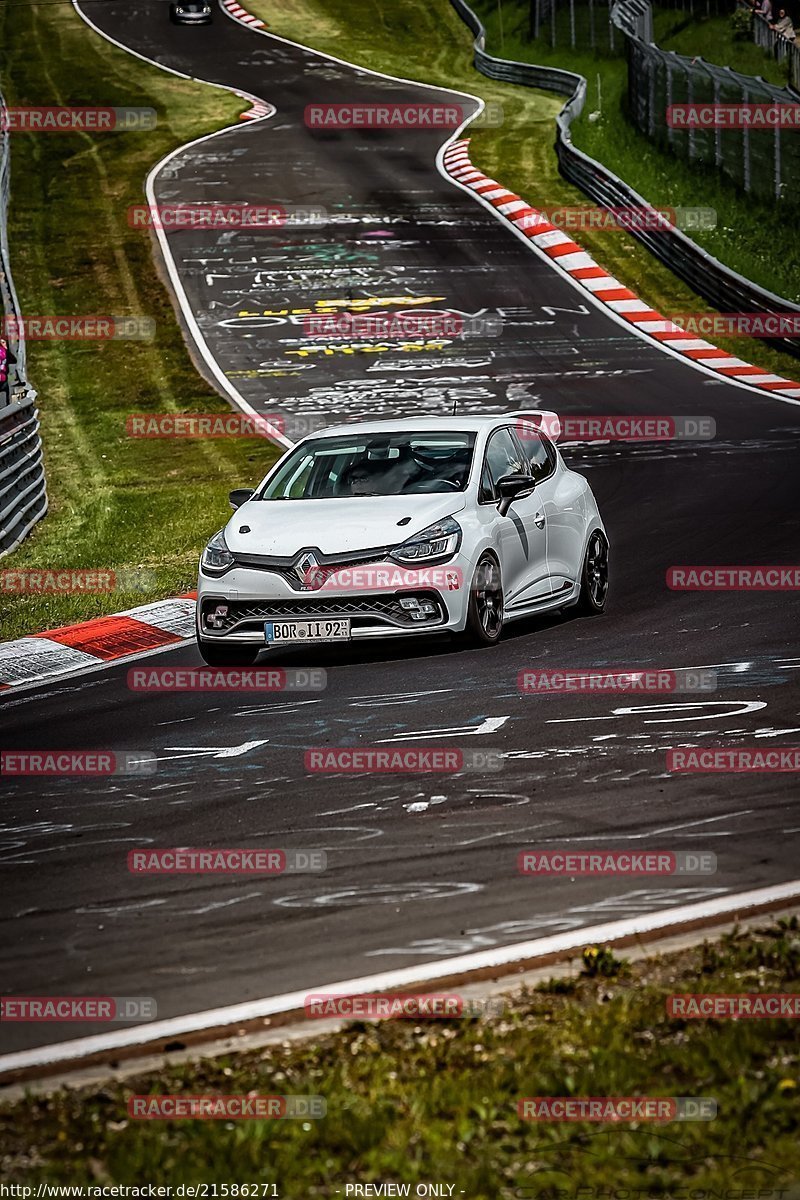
[341,460,384,496]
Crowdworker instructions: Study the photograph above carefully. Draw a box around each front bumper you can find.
[196,557,471,645]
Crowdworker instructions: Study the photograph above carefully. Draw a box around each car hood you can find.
[225,494,466,557]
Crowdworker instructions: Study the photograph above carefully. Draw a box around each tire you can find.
[197,640,261,667]
[465,553,504,645]
[573,530,609,615]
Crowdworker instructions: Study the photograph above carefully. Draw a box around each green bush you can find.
[730,6,754,40]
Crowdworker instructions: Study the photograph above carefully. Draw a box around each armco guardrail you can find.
[0,88,47,557]
[626,8,799,205]
[449,0,800,358]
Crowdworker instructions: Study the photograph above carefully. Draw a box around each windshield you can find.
[260,431,477,500]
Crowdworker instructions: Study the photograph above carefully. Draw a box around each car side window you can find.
[512,428,554,482]
[480,428,525,503]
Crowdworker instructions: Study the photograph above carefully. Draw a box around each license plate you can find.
[264,618,351,644]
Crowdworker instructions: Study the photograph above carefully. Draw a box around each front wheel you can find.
[465,553,504,645]
[574,531,609,615]
[197,640,261,667]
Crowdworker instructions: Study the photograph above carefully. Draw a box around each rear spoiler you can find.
[514,410,561,442]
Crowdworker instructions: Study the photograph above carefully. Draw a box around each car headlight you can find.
[201,529,234,575]
[391,516,462,565]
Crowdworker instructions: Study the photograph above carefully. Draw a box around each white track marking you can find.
[159,740,269,761]
[377,716,510,741]
[547,700,768,725]
[2,880,799,1078]
[550,810,754,843]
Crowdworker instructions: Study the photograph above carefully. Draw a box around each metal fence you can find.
[527,0,624,54]
[522,0,730,52]
[502,0,800,200]
[750,5,800,92]
[0,88,47,558]
[450,0,800,354]
[626,26,800,204]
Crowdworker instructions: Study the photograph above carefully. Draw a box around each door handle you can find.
[534,512,545,529]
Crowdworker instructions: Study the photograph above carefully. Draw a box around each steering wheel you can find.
[415,478,461,492]
[411,448,459,467]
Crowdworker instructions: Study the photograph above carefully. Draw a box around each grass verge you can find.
[655,7,789,87]
[251,0,800,379]
[1,920,798,1189]
[0,1,280,641]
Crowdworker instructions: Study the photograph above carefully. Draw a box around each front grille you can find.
[201,591,446,633]
[232,546,398,591]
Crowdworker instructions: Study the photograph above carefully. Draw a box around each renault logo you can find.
[295,550,324,590]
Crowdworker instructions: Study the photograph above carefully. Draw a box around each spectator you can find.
[754,0,773,20]
[0,335,16,404]
[770,6,795,37]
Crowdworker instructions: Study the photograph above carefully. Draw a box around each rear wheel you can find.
[197,640,261,667]
[465,553,504,645]
[574,531,609,615]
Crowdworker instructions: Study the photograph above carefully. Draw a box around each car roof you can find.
[302,415,521,440]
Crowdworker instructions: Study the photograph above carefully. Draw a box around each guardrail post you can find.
[742,82,751,192]
[608,0,615,52]
[713,76,722,166]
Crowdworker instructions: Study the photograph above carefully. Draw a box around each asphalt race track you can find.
[1,0,799,1058]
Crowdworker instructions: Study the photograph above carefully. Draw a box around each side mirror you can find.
[496,473,536,518]
[229,488,255,510]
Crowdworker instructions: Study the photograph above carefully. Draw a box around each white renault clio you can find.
[196,413,609,665]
